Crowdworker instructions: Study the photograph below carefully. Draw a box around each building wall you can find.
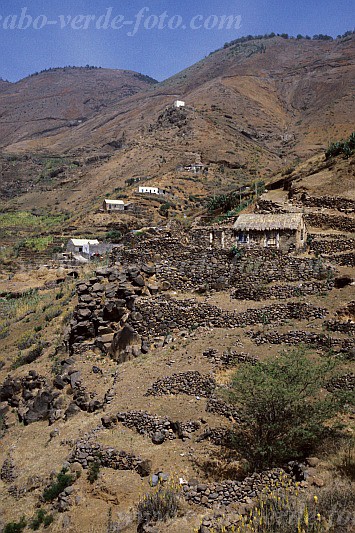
[138,187,159,194]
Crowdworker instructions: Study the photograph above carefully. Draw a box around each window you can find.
[238,232,248,243]
[265,231,278,247]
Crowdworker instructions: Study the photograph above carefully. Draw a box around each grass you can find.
[0,211,67,230]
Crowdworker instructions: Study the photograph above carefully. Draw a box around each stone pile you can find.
[145,371,216,397]
[326,373,355,392]
[0,370,62,425]
[112,410,201,441]
[327,252,355,267]
[0,457,17,483]
[196,427,233,447]
[66,264,157,360]
[248,330,338,348]
[203,349,258,367]
[68,440,151,477]
[325,320,355,336]
[309,236,355,255]
[206,397,239,421]
[183,468,289,508]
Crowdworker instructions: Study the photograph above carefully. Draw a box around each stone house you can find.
[233,213,307,250]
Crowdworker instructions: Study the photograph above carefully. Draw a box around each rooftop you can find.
[104,199,125,205]
[70,239,100,246]
[234,213,304,231]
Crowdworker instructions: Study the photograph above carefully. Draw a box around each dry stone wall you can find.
[305,213,355,232]
[131,299,327,339]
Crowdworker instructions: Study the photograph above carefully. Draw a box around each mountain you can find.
[0,35,354,224]
[0,67,157,149]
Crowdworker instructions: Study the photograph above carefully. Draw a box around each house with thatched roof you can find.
[233,213,307,250]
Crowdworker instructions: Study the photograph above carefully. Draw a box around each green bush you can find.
[87,461,101,484]
[325,132,355,159]
[43,468,74,502]
[3,517,27,533]
[226,348,342,470]
[29,509,54,530]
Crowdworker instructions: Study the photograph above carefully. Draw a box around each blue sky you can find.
[0,0,353,82]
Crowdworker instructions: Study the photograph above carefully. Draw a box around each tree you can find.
[226,348,341,471]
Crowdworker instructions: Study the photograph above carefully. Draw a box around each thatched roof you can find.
[234,213,304,231]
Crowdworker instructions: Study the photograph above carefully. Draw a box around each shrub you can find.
[137,482,180,530]
[43,468,74,502]
[3,517,27,533]
[226,348,341,470]
[29,509,54,530]
[87,461,101,484]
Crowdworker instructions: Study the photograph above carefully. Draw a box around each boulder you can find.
[109,324,141,363]
[23,390,55,425]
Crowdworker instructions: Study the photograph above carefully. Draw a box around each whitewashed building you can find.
[173,100,185,108]
[103,199,125,211]
[138,186,167,195]
[67,239,100,255]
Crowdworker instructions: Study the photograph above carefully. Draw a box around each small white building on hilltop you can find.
[138,186,167,195]
[103,199,125,211]
[173,100,185,108]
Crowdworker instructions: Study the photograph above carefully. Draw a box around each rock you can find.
[23,390,55,425]
[65,402,81,419]
[70,371,81,388]
[151,431,165,445]
[150,474,159,487]
[109,324,141,363]
[53,375,66,390]
[311,476,325,487]
[306,457,320,467]
[136,459,152,478]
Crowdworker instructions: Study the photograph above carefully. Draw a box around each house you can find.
[66,238,100,256]
[233,213,307,250]
[173,100,185,108]
[103,199,125,211]
[138,186,167,196]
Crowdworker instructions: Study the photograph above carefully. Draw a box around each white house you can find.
[67,239,99,255]
[138,186,167,195]
[173,100,185,108]
[103,199,125,211]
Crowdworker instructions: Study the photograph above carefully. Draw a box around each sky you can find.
[0,0,353,82]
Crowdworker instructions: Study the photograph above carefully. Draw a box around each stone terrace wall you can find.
[305,213,355,233]
[112,236,334,293]
[326,252,355,267]
[299,195,355,213]
[131,299,327,339]
[309,235,355,255]
[232,280,333,301]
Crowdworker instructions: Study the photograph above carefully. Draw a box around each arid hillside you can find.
[0,35,354,224]
[0,67,157,149]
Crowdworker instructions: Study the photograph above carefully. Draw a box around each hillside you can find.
[0,150,354,532]
[0,67,157,149]
[0,36,353,232]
